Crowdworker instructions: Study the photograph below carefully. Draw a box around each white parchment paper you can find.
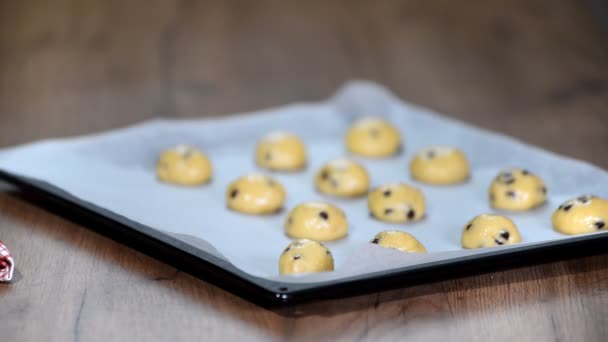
[1,81,606,284]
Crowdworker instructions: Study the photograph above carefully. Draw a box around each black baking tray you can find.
[2,169,607,309]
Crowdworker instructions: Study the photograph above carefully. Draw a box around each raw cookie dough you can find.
[461,213,522,249]
[410,146,470,185]
[368,183,426,223]
[371,230,426,253]
[279,239,334,275]
[489,168,547,211]
[255,131,307,171]
[315,158,370,197]
[284,202,348,241]
[156,145,212,186]
[226,174,286,215]
[552,195,608,235]
[345,117,402,158]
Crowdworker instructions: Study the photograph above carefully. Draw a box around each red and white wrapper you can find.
[0,240,14,282]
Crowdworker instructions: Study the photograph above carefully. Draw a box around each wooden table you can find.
[1,1,608,341]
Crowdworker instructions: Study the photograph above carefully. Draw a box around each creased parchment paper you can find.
[1,81,606,284]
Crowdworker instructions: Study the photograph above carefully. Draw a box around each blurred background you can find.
[1,0,607,166]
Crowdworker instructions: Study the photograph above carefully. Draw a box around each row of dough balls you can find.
[280,196,608,275]
[156,117,468,186]
[156,140,544,212]
[279,231,425,275]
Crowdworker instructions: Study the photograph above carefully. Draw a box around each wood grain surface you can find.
[1,0,608,341]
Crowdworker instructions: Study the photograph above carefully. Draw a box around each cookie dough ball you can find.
[371,230,426,253]
[345,117,402,158]
[255,132,307,171]
[279,239,334,275]
[461,214,522,249]
[552,195,608,235]
[489,168,547,211]
[226,174,286,215]
[156,145,212,186]
[368,183,426,223]
[410,146,470,185]
[315,158,370,197]
[284,202,348,241]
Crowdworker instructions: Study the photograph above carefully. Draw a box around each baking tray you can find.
[1,81,607,308]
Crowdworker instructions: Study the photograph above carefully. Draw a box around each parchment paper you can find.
[1,81,606,284]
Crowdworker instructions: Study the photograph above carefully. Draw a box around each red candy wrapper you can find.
[0,240,14,282]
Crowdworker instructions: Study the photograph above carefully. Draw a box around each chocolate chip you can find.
[595,221,605,229]
[489,193,495,201]
[540,186,547,194]
[504,178,515,185]
[371,238,380,244]
[506,190,516,198]
[500,231,510,240]
[578,196,589,203]
[369,211,376,218]
[407,209,415,219]
[330,179,339,188]
[284,247,290,253]
[182,149,194,159]
[319,211,329,220]
[384,208,394,215]
[427,151,436,159]
[265,152,272,161]
[563,204,573,211]
[466,223,472,230]
[326,250,331,254]
[321,171,329,180]
[521,169,530,175]
[383,190,392,197]
[230,189,239,198]
[494,239,504,245]
[293,255,301,260]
